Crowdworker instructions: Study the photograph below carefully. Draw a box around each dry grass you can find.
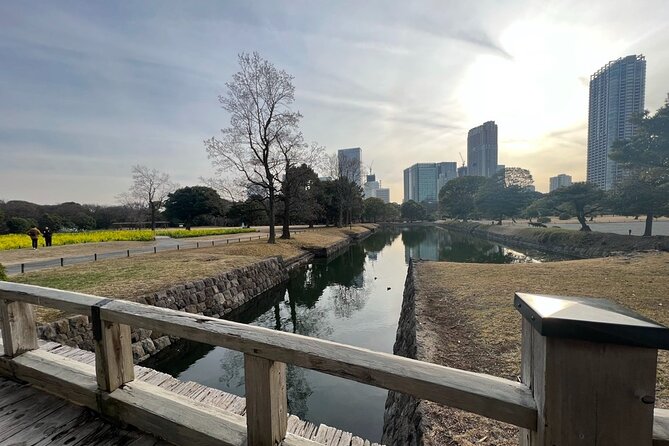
[12,226,367,323]
[413,252,669,445]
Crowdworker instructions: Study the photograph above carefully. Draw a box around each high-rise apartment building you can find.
[467,121,498,177]
[587,55,646,190]
[549,174,573,192]
[338,147,363,186]
[363,173,380,198]
[403,162,457,203]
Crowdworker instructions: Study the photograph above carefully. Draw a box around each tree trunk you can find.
[577,213,591,231]
[268,189,276,244]
[337,204,343,228]
[150,203,157,230]
[644,212,653,237]
[281,191,291,239]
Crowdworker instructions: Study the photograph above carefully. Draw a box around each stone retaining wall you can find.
[34,227,375,363]
[37,256,292,363]
[382,260,426,446]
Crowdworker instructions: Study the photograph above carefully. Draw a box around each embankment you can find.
[33,225,375,362]
[439,221,669,258]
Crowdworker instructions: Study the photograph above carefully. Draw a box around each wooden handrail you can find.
[0,281,537,430]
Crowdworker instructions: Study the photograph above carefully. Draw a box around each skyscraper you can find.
[467,121,498,177]
[363,173,380,198]
[549,174,573,192]
[587,55,646,190]
[403,162,457,203]
[338,147,362,186]
[375,188,390,203]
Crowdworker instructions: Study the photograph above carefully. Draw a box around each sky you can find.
[1,1,668,204]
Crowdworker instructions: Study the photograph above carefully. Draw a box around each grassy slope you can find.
[413,252,669,446]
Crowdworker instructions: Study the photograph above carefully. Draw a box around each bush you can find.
[537,216,551,224]
[0,263,6,281]
[558,213,571,220]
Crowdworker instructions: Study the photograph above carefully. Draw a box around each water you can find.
[149,226,558,441]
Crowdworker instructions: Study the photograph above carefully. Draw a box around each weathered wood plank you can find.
[0,282,105,316]
[1,402,86,445]
[101,299,538,429]
[654,408,669,446]
[0,299,38,357]
[244,354,287,446]
[0,392,67,442]
[95,320,134,392]
[101,379,247,446]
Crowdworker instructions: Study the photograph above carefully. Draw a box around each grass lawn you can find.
[412,252,669,446]
[11,226,372,323]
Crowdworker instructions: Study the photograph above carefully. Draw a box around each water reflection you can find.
[149,226,556,441]
[400,225,547,263]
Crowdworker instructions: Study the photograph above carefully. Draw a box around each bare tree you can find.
[205,52,301,243]
[119,165,176,230]
[324,154,363,227]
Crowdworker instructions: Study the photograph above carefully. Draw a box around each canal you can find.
[148,225,562,442]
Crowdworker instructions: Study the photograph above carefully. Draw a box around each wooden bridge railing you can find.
[1,281,669,445]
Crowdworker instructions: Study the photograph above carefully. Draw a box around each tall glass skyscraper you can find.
[587,55,646,190]
[403,162,457,203]
[337,147,363,186]
[467,121,498,177]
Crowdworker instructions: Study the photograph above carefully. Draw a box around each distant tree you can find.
[609,100,669,236]
[324,154,364,227]
[383,202,401,222]
[282,164,322,227]
[6,217,35,234]
[119,165,176,230]
[438,176,488,221]
[501,167,534,188]
[401,200,427,221]
[363,198,386,223]
[164,186,225,230]
[477,171,538,224]
[226,199,267,227]
[543,182,604,231]
[38,213,64,232]
[205,52,301,243]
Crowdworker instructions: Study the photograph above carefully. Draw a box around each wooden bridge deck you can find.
[0,376,169,445]
[1,339,383,446]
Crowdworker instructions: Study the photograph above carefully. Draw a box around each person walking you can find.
[43,226,53,247]
[27,225,42,250]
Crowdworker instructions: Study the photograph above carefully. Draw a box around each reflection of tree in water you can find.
[329,284,370,318]
[362,230,399,253]
[438,231,519,263]
[401,226,429,248]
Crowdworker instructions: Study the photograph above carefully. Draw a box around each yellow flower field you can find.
[155,228,256,238]
[0,230,155,251]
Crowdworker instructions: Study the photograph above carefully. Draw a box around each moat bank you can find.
[440,221,669,258]
[384,251,669,446]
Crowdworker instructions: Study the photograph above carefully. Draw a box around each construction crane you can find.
[458,152,465,167]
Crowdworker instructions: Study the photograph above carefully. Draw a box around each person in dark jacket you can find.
[43,226,53,247]
[27,226,42,250]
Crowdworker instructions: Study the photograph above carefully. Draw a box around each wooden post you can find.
[92,301,134,392]
[244,354,287,446]
[516,293,666,445]
[0,299,38,357]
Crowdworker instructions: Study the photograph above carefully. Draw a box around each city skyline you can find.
[1,2,669,204]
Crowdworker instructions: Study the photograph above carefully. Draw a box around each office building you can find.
[549,174,573,192]
[467,121,498,177]
[587,55,646,190]
[436,162,457,195]
[338,147,363,186]
[404,162,457,203]
[457,165,468,177]
[376,188,390,203]
[363,173,380,198]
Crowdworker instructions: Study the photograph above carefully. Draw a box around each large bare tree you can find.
[205,52,301,243]
[119,165,176,230]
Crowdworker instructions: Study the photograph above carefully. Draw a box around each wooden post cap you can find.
[515,292,669,349]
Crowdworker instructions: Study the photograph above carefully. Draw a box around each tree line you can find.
[411,98,669,236]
